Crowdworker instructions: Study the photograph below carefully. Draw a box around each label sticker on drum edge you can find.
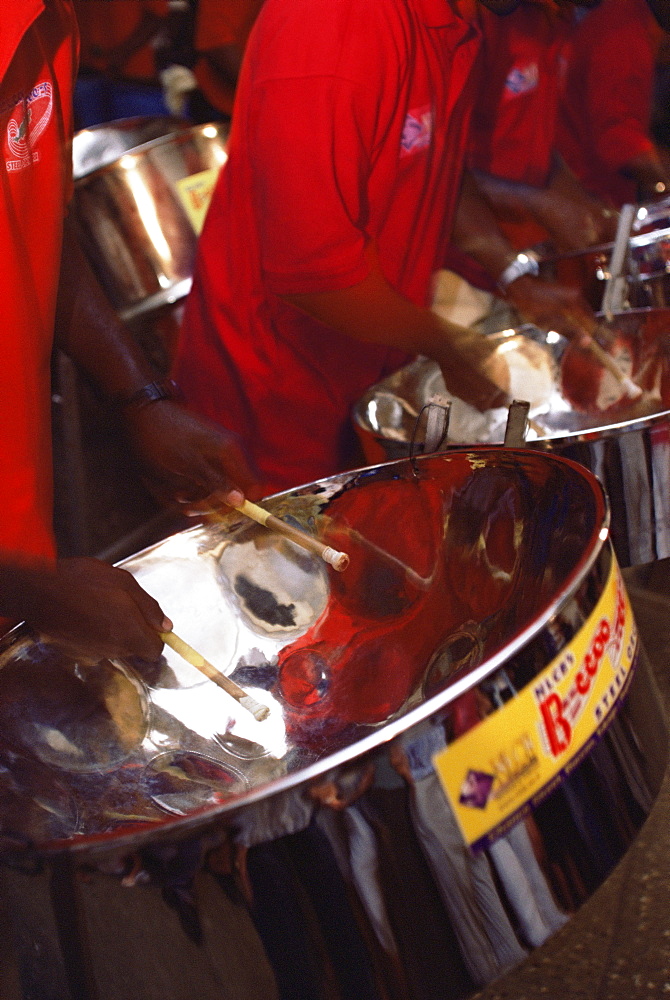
[175,167,222,234]
[433,556,638,854]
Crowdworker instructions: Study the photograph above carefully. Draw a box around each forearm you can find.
[282,250,479,366]
[55,215,159,401]
[281,249,511,411]
[468,162,615,254]
[55,217,257,505]
[451,170,519,280]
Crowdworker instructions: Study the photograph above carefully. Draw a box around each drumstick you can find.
[527,417,546,437]
[160,631,270,722]
[213,497,350,571]
[586,335,643,400]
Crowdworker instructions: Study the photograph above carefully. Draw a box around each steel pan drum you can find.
[355,309,670,567]
[72,119,228,321]
[538,198,670,311]
[0,451,666,998]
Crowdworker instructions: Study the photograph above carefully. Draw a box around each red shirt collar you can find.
[414,0,479,28]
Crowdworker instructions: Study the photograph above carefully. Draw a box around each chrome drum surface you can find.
[0,451,666,999]
[354,310,670,567]
[538,198,670,311]
[72,120,228,321]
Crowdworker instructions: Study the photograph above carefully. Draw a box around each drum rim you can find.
[73,120,229,186]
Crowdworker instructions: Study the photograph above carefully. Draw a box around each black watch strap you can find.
[118,378,182,409]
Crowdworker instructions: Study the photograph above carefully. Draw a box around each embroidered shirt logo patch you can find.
[401,105,433,157]
[5,81,53,171]
[505,63,539,98]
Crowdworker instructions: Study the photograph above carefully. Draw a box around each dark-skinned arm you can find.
[0,554,171,662]
[55,215,257,504]
[451,169,597,342]
[471,157,617,252]
[282,245,511,412]
[3,217,254,659]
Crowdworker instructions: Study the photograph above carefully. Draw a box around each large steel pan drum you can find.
[355,309,670,567]
[72,119,228,321]
[538,199,670,311]
[0,451,666,999]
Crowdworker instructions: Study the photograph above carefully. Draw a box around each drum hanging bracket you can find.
[409,395,451,475]
[503,400,531,448]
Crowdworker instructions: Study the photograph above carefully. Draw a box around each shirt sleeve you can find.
[247,74,380,296]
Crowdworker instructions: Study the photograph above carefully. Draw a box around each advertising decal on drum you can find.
[434,558,638,852]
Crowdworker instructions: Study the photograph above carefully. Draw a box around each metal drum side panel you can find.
[531,422,670,566]
[72,123,228,316]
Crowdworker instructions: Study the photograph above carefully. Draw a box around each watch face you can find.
[499,253,540,289]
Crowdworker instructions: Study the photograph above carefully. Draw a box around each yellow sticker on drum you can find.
[433,556,638,852]
[176,167,221,234]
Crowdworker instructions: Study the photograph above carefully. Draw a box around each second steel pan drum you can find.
[538,198,670,311]
[72,119,229,321]
[0,450,666,998]
[354,309,670,567]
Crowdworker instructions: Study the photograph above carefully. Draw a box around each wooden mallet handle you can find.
[231,498,350,571]
[160,631,269,722]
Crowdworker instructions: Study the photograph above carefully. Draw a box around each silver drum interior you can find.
[354,309,670,566]
[0,450,666,999]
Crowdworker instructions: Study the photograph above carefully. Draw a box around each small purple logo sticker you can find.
[459,769,495,809]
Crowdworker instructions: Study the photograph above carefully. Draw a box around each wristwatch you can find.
[118,378,182,410]
[497,250,540,292]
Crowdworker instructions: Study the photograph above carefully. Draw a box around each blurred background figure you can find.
[557,0,670,208]
[73,0,171,127]
[153,0,265,122]
[435,0,616,333]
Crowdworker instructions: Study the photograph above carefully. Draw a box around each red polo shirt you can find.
[193,0,264,116]
[1,0,77,563]
[445,0,571,288]
[74,0,167,82]
[175,0,481,493]
[557,0,662,208]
